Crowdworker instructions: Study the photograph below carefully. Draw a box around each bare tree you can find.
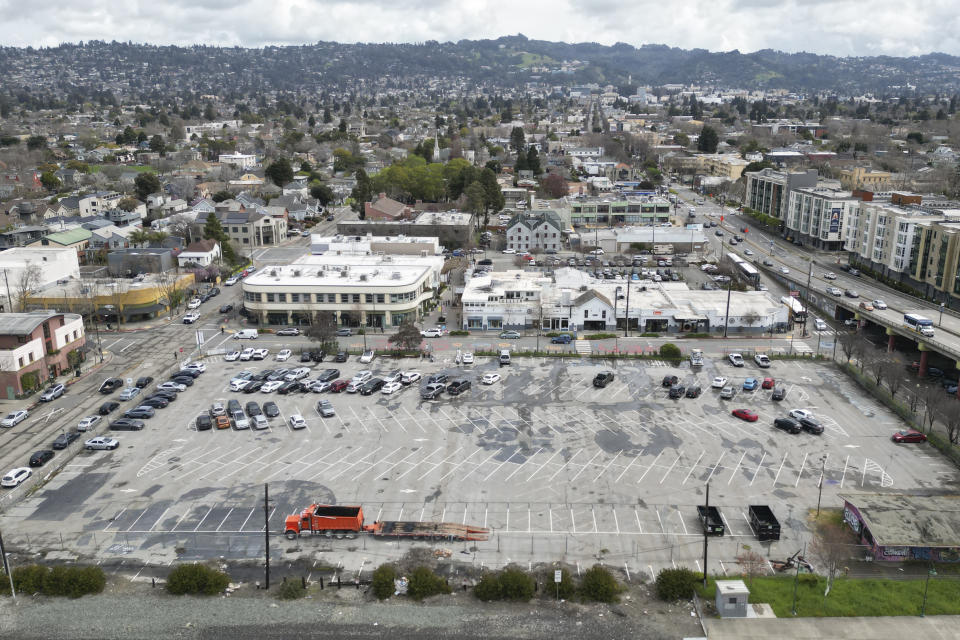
[736,546,767,586]
[106,279,129,328]
[838,331,863,365]
[165,214,196,243]
[922,388,947,433]
[14,261,42,311]
[156,272,186,317]
[940,399,960,444]
[304,311,338,353]
[809,518,858,598]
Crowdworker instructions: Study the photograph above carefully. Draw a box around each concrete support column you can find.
[918,347,929,378]
[887,331,896,353]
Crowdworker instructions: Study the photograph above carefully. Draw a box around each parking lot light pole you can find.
[0,529,14,600]
[921,566,937,616]
[939,303,945,326]
[816,456,827,516]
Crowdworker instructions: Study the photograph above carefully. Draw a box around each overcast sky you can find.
[1,0,957,57]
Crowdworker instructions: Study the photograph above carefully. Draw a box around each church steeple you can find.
[433,128,440,161]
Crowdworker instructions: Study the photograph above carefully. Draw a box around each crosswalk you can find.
[575,340,592,355]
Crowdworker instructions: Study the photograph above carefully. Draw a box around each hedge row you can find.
[0,564,105,598]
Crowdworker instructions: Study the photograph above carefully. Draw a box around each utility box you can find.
[715,580,749,618]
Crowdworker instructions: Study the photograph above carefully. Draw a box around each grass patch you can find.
[89,164,156,174]
[698,575,960,617]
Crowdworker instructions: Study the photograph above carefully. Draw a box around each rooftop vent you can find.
[391,272,401,279]
[340,270,349,278]
[359,274,368,281]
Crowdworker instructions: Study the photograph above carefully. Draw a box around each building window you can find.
[327,293,337,303]
[17,357,23,368]
[290,293,300,303]
[243,238,249,244]
[266,293,275,302]
[376,294,385,303]
[241,226,249,233]
[365,294,373,303]
[352,294,360,303]
[584,310,589,318]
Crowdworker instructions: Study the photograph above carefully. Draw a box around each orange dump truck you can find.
[284,504,489,541]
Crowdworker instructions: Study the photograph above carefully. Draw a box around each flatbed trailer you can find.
[284,504,489,541]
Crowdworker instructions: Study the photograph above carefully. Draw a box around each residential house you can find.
[505,211,564,253]
[103,207,143,227]
[177,239,221,267]
[364,193,414,221]
[31,228,92,264]
[0,226,50,249]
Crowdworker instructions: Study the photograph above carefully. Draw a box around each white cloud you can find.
[0,0,956,56]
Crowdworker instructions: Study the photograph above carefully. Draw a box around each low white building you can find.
[505,211,565,253]
[310,234,441,256]
[218,153,258,169]
[0,247,80,313]
[240,254,444,327]
[460,268,787,333]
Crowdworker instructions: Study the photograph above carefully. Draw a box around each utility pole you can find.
[0,529,14,599]
[722,278,733,338]
[2,269,12,313]
[264,483,270,590]
[791,541,806,616]
[702,482,710,588]
[624,282,631,338]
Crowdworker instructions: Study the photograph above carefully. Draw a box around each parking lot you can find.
[1,348,955,579]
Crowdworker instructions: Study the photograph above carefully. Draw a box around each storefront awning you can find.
[673,313,708,321]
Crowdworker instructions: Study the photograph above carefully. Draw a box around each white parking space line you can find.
[435,448,486,482]
[348,406,371,433]
[123,508,149,532]
[728,451,747,485]
[569,450,603,483]
[192,507,214,531]
[772,453,788,486]
[148,508,170,532]
[614,450,644,483]
[547,450,582,482]
[637,451,663,484]
[483,448,529,482]
[750,451,767,486]
[260,445,341,482]
[794,452,809,487]
[704,452,726,484]
[238,508,256,532]
[216,508,234,531]
[526,449,564,483]
[326,447,384,481]
[501,449,538,482]
[593,451,622,482]
[103,507,128,532]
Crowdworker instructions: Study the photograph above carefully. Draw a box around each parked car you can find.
[728,353,744,367]
[668,385,685,399]
[124,406,155,419]
[98,401,120,415]
[661,375,679,388]
[771,386,787,401]
[774,417,802,434]
[381,381,403,395]
[481,372,501,385]
[316,400,336,417]
[263,401,280,418]
[359,350,375,364]
[276,349,292,361]
[135,376,154,388]
[334,351,349,363]
[742,378,759,391]
[109,418,145,431]
[119,387,141,401]
[157,381,187,392]
[329,379,349,393]
[499,331,521,339]
[685,385,702,398]
[39,383,65,402]
[1,409,29,428]
[225,350,241,361]
[711,376,728,389]
[245,401,262,417]
[761,377,775,390]
[317,369,341,382]
[359,378,386,395]
[195,414,213,431]
[426,373,448,385]
[277,381,304,395]
[799,417,824,434]
[732,408,759,422]
[335,328,352,337]
[420,383,446,399]
[891,429,927,443]
[720,386,735,399]
[289,414,307,430]
[1,467,31,487]
[214,416,231,430]
[252,348,269,360]
[401,371,422,385]
[187,297,201,309]
[77,415,102,432]
[446,379,472,396]
[461,352,474,365]
[52,431,80,450]
[593,371,615,388]
[754,354,771,368]
[276,327,301,336]
[788,409,814,421]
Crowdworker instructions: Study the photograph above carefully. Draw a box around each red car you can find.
[891,429,926,443]
[762,377,775,390]
[732,408,759,422]
[329,379,349,393]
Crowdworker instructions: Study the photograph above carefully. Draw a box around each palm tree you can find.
[148,230,169,246]
[128,229,151,248]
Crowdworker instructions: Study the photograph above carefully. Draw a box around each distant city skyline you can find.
[0,0,958,57]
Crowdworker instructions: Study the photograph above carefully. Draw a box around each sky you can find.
[0,0,958,57]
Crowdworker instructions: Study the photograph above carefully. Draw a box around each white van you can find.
[499,349,511,365]
[233,329,258,340]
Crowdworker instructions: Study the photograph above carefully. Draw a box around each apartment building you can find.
[0,310,86,398]
[785,185,860,250]
[840,166,892,191]
[744,168,818,220]
[505,211,565,253]
[240,254,443,327]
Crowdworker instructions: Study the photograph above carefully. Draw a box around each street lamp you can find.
[816,456,827,516]
[614,286,622,352]
[921,566,937,616]
[939,303,945,326]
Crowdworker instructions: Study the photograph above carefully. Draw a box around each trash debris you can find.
[394,577,409,596]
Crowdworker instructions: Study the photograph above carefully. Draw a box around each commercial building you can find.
[107,248,176,276]
[0,247,80,313]
[843,494,960,563]
[840,166,892,191]
[785,185,860,250]
[240,254,444,327]
[218,153,258,169]
[744,168,818,220]
[0,310,86,399]
[195,209,286,250]
[336,211,474,249]
[568,196,672,226]
[460,267,786,333]
[310,234,440,257]
[568,226,706,255]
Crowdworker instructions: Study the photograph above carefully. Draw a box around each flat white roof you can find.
[242,254,443,288]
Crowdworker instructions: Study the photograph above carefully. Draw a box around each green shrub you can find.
[371,565,397,600]
[275,578,303,600]
[640,332,660,337]
[406,566,450,600]
[543,568,575,600]
[498,567,536,601]
[579,565,622,603]
[659,343,682,361]
[0,564,105,598]
[473,573,502,601]
[798,573,819,587]
[584,333,617,340]
[655,567,700,601]
[448,330,469,336]
[166,564,230,596]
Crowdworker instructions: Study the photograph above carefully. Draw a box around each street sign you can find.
[125,378,133,386]
[554,570,562,583]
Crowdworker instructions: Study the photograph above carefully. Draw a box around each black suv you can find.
[196,414,213,431]
[334,351,349,363]
[771,386,787,401]
[360,378,385,395]
[52,431,80,450]
[98,401,120,415]
[277,380,303,394]
[300,351,313,363]
[29,450,55,467]
[263,402,280,418]
[662,375,679,388]
[311,350,326,363]
[446,379,472,396]
[109,418,145,431]
[799,417,824,435]
[227,399,242,414]
[685,385,702,398]
[593,371,614,388]
[426,373,449,385]
[668,385,685,399]
[245,401,262,417]
[774,417,801,434]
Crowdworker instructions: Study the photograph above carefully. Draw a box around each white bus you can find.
[903,313,935,337]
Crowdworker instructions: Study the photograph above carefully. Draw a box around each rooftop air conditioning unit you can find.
[340,271,349,278]
[580,286,588,291]
[359,274,368,281]
[392,272,401,279]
